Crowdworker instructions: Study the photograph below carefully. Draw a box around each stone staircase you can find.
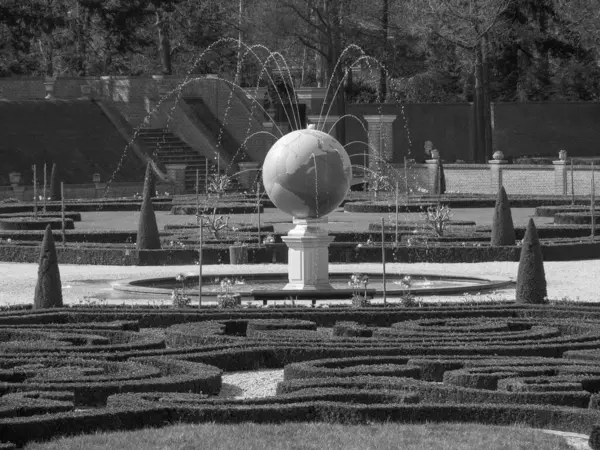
[136,128,234,193]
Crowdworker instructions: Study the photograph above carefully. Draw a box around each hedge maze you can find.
[3,305,600,447]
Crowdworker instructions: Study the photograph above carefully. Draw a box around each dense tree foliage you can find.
[1,0,598,103]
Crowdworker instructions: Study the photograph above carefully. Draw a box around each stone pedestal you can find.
[553,160,568,196]
[281,218,334,291]
[488,159,508,193]
[363,115,397,172]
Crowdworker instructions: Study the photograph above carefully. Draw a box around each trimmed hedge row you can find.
[0,356,222,407]
[0,328,164,354]
[346,197,600,211]
[0,391,74,418]
[0,201,173,213]
[1,400,599,446]
[554,212,600,225]
[0,240,596,265]
[170,204,263,215]
[0,218,74,231]
[0,212,82,221]
[536,205,600,217]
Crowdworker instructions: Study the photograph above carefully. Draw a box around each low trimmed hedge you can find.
[0,239,596,264]
[0,391,74,418]
[1,400,599,447]
[0,200,173,213]
[554,212,600,225]
[170,204,263,215]
[0,212,81,221]
[536,205,600,217]
[0,218,74,231]
[1,356,222,407]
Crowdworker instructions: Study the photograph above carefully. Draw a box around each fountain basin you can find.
[111,271,512,301]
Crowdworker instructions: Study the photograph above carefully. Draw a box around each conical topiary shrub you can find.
[432,158,446,195]
[589,424,600,450]
[491,186,516,246]
[33,225,63,309]
[144,161,155,198]
[49,163,61,201]
[136,168,161,250]
[516,218,547,304]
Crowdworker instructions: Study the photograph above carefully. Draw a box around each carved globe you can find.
[262,127,352,219]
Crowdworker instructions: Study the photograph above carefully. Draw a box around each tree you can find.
[516,218,547,304]
[33,225,63,309]
[136,168,161,250]
[432,158,446,195]
[490,185,515,245]
[406,0,510,161]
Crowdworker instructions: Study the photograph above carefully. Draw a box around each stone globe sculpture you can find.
[262,124,353,291]
[262,125,352,219]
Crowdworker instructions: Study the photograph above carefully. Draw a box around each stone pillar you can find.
[553,160,568,196]
[263,121,277,148]
[425,159,439,193]
[281,217,334,291]
[363,115,397,172]
[488,159,508,194]
[307,115,340,140]
[165,164,186,194]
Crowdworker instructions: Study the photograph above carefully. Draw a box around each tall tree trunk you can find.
[156,13,172,75]
[536,2,550,98]
[379,0,389,102]
[474,47,486,162]
[481,34,493,160]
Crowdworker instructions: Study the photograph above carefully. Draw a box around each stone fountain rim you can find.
[111,270,513,298]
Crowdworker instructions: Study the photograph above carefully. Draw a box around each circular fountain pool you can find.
[111,272,512,302]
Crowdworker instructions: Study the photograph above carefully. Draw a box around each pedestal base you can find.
[281,218,333,291]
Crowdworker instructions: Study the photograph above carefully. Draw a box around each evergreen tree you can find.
[136,167,161,249]
[491,185,516,246]
[33,225,63,309]
[433,158,446,195]
[516,218,547,304]
[49,163,61,201]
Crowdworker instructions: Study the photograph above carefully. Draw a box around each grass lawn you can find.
[24,422,574,450]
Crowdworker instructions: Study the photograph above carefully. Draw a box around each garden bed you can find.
[3,305,600,446]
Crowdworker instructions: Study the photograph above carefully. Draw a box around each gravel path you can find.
[1,259,599,306]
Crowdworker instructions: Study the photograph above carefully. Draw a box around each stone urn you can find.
[430,149,440,160]
[559,149,568,161]
[492,150,505,161]
[92,173,101,183]
[9,172,21,185]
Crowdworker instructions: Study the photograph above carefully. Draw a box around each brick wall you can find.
[501,166,555,196]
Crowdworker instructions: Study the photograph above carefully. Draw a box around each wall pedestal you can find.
[281,217,333,291]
